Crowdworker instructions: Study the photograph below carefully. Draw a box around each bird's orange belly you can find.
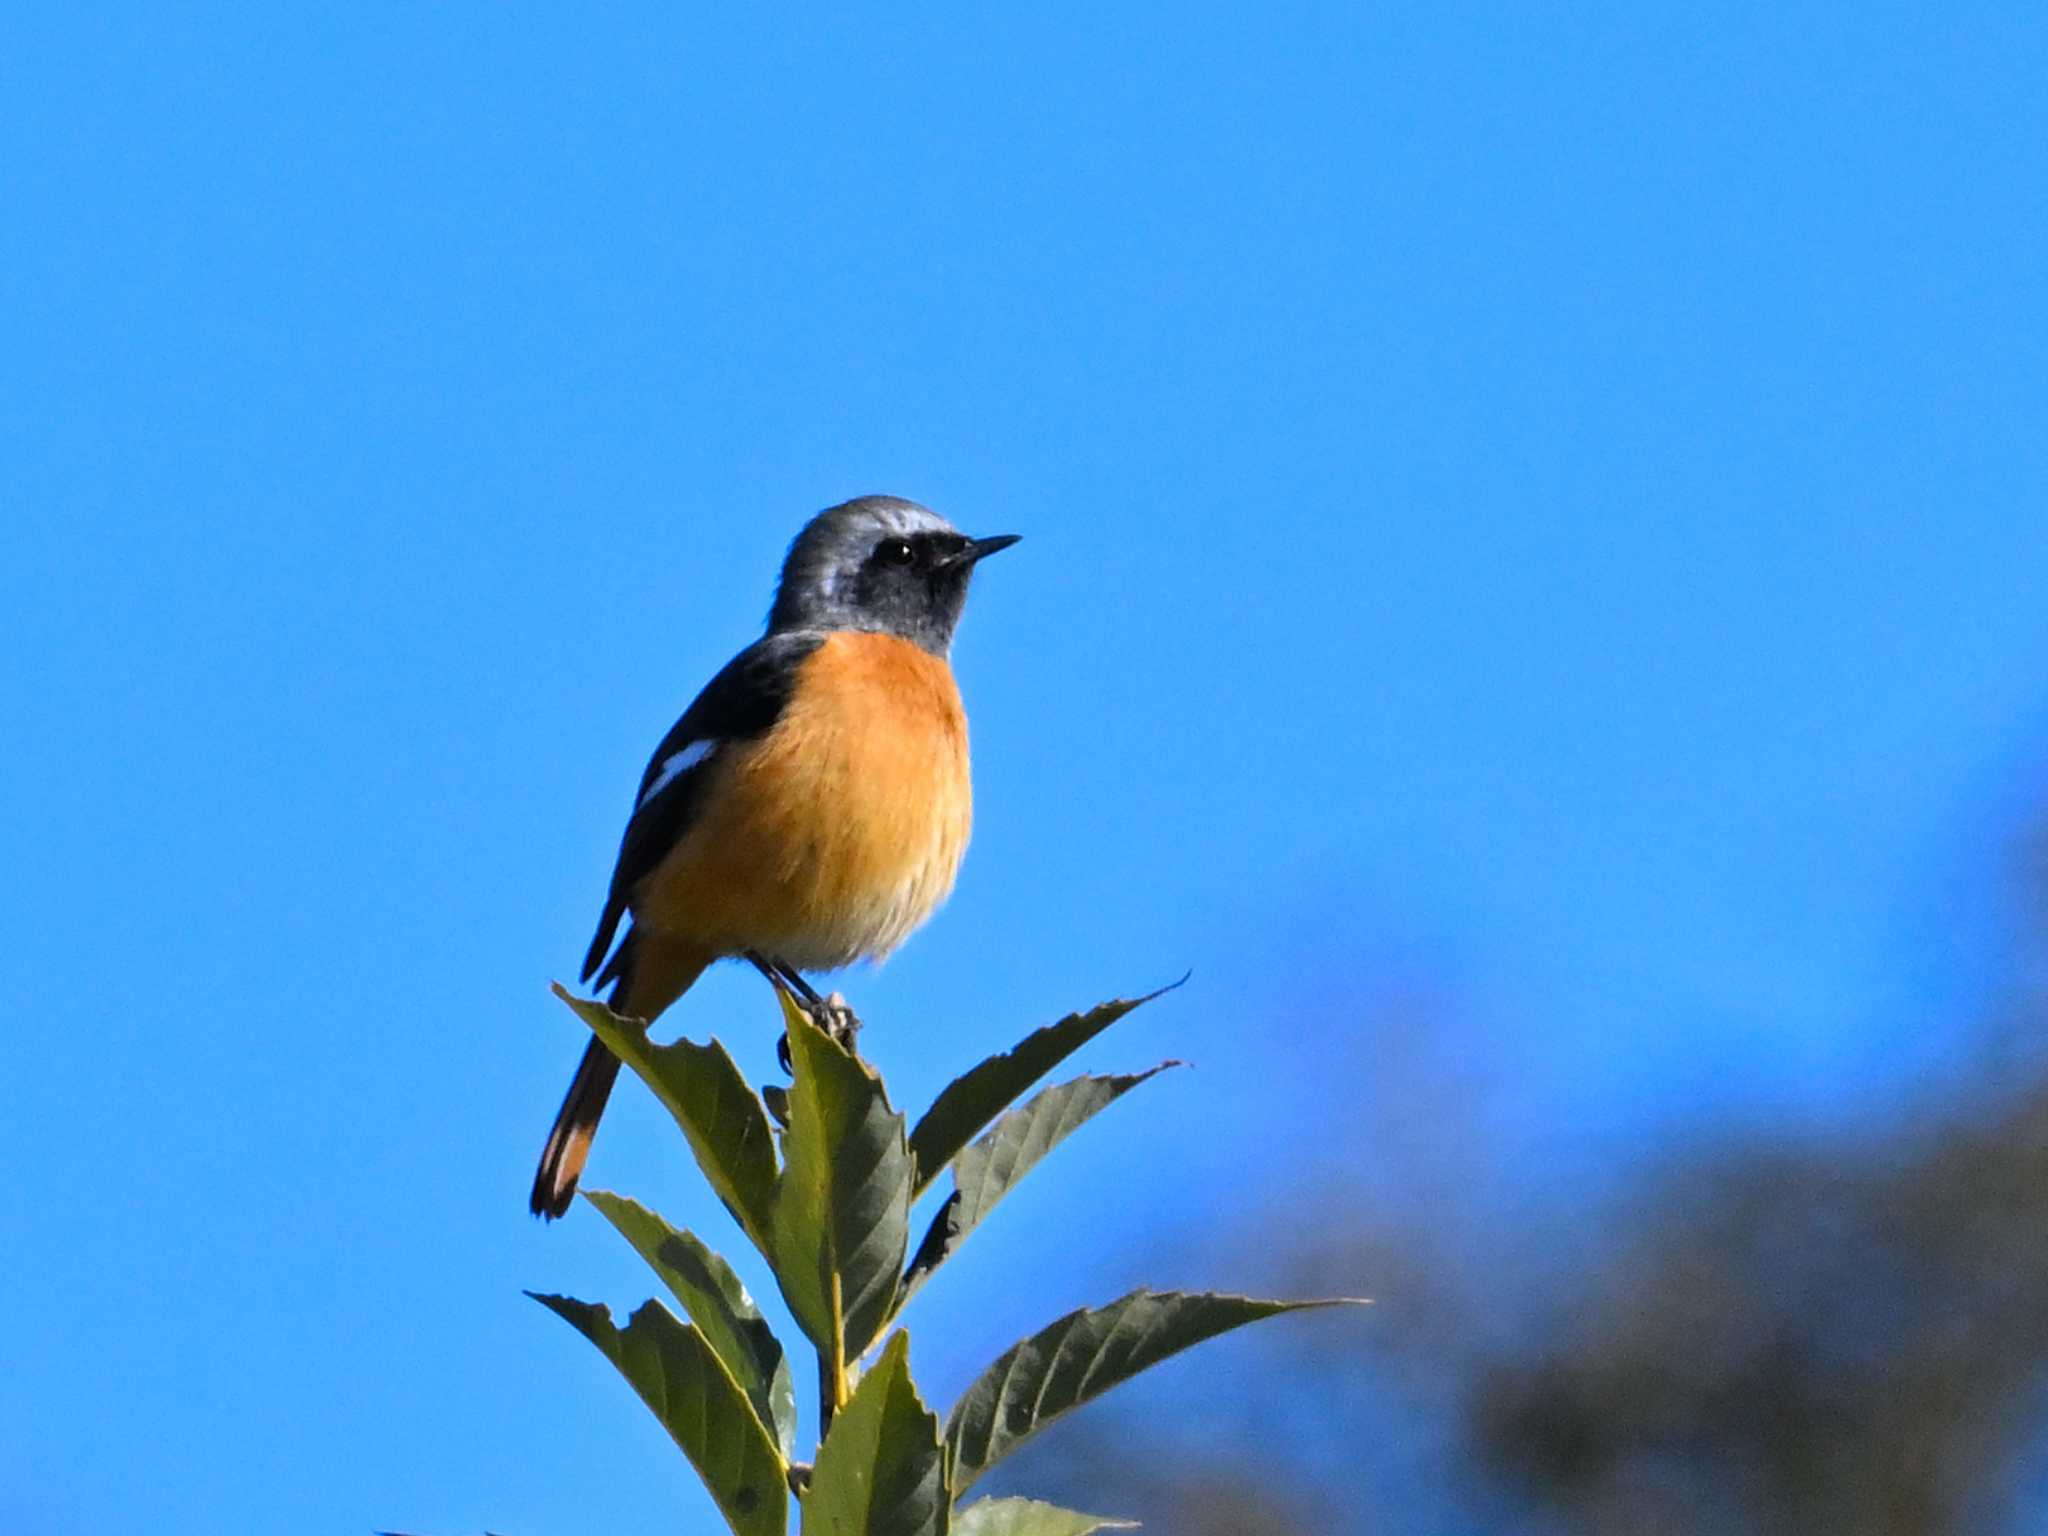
[634,630,973,970]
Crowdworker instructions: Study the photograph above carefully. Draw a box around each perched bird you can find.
[531,495,1018,1218]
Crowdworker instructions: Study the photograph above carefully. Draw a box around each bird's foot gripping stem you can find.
[752,952,865,1074]
[773,991,865,1077]
[808,990,862,1050]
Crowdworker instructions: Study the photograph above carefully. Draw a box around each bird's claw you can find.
[808,991,862,1051]
[774,992,862,1077]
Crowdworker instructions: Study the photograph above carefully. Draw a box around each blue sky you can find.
[4,5,2046,1533]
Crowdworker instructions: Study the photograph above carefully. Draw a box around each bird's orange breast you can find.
[634,630,973,969]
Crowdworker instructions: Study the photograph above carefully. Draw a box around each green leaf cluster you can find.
[534,979,1366,1533]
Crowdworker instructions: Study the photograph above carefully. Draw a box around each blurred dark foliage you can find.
[992,811,2048,1534]
[1471,1077,2048,1535]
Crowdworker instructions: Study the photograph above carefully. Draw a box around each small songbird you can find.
[530,495,1018,1218]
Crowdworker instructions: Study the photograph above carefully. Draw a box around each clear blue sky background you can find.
[5,5,2046,1533]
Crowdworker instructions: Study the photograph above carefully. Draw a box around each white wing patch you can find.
[639,739,715,809]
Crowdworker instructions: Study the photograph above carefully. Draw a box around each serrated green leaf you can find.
[530,1293,787,1536]
[951,1498,1136,1535]
[902,1066,1180,1303]
[553,982,778,1254]
[584,1189,798,1457]
[946,1289,1366,1494]
[772,1008,913,1360]
[802,1332,945,1536]
[907,984,1180,1198]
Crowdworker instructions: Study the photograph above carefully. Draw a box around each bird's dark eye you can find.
[877,538,915,567]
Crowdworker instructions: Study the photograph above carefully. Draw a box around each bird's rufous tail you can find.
[529,934,708,1219]
[530,1036,623,1218]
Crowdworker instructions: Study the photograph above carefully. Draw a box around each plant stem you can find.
[818,1272,850,1438]
[829,1272,850,1408]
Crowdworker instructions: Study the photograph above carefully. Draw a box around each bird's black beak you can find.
[949,534,1020,568]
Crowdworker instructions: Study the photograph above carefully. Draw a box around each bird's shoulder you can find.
[580,630,827,983]
[631,630,829,796]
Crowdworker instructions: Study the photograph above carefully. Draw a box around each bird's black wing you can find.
[581,629,825,983]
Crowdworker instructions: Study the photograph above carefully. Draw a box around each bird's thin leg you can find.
[773,956,828,1007]
[745,950,804,1000]
[745,950,861,1057]
[744,951,805,1076]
